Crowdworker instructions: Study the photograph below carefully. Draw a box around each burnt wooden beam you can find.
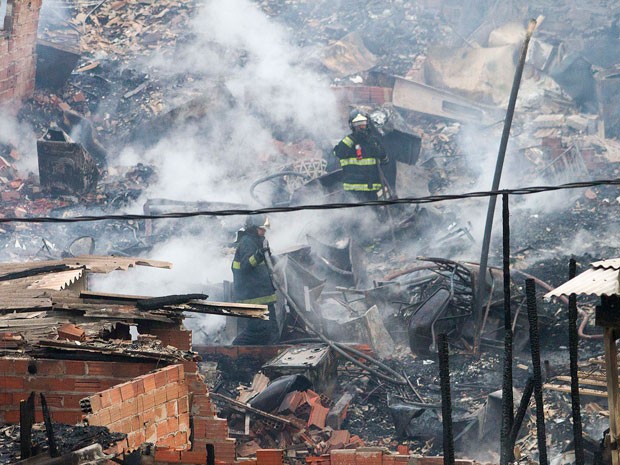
[20,392,36,459]
[40,394,59,458]
[79,291,268,319]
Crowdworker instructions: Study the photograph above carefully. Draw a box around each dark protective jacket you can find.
[332,130,388,192]
[231,229,276,305]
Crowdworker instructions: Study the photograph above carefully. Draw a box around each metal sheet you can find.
[592,259,620,270]
[545,267,620,298]
[26,268,84,290]
[392,76,500,124]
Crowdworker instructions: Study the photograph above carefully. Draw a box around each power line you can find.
[1,178,618,224]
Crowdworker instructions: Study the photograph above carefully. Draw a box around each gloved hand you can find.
[261,238,270,254]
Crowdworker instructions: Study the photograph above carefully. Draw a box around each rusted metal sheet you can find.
[37,128,100,196]
[545,258,620,298]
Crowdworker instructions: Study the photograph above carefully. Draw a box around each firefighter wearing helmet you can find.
[332,109,389,202]
[231,214,279,345]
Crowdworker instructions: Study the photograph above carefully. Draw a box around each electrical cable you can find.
[1,178,618,224]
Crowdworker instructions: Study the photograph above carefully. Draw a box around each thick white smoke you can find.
[0,110,38,173]
[96,0,347,342]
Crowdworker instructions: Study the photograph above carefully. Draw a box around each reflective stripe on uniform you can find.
[241,294,277,305]
[342,136,354,148]
[232,261,241,270]
[344,183,382,191]
[249,255,259,267]
[339,157,378,167]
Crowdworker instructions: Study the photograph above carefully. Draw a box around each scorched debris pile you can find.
[1,0,620,465]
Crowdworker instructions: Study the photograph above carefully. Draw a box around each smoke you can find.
[0,110,38,173]
[95,0,351,343]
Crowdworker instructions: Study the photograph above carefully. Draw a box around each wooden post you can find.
[605,328,620,465]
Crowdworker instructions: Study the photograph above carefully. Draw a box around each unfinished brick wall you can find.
[0,357,158,425]
[83,364,190,452]
[148,360,236,465]
[0,0,42,106]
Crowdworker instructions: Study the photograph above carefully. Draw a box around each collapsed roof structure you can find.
[1,0,620,465]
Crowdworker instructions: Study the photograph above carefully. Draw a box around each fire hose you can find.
[263,248,408,386]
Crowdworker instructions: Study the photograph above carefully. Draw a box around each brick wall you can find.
[331,450,476,465]
[83,364,190,452]
[0,0,42,106]
[148,360,236,465]
[0,357,158,425]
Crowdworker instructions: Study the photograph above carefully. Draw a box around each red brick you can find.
[383,456,396,465]
[86,361,117,377]
[354,450,382,465]
[154,388,167,407]
[120,382,136,402]
[256,449,283,465]
[131,415,141,432]
[166,384,180,402]
[4,409,20,423]
[154,370,168,388]
[145,423,158,444]
[157,420,170,438]
[166,400,178,417]
[0,376,24,389]
[88,394,103,412]
[73,378,104,392]
[166,365,181,383]
[180,450,207,464]
[135,378,146,395]
[178,396,189,414]
[178,413,190,432]
[109,405,122,423]
[331,450,357,465]
[109,387,122,404]
[154,447,181,462]
[143,374,157,392]
[127,430,146,450]
[143,393,155,411]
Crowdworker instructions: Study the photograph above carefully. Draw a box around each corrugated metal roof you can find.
[0,255,172,275]
[545,262,620,298]
[27,268,84,290]
[592,258,620,270]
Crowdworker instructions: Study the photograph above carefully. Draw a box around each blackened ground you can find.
[0,423,125,465]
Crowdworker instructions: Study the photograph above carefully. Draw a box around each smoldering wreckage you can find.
[1,0,620,464]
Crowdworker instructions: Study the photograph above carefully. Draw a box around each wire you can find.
[1,178,618,224]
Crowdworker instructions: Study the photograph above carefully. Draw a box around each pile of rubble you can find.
[1,0,620,464]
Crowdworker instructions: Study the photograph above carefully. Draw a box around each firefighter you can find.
[332,109,389,202]
[231,214,279,345]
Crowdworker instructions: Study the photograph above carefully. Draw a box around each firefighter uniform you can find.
[333,130,388,202]
[231,228,278,345]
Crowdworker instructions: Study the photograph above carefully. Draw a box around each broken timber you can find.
[209,392,293,426]
[79,291,269,319]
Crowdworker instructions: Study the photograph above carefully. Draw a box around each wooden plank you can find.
[554,375,609,387]
[543,384,608,398]
[606,328,620,465]
[209,392,292,425]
